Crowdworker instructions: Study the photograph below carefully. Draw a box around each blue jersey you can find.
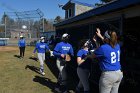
[77,49,91,69]
[18,39,26,47]
[94,44,121,71]
[77,49,88,59]
[33,42,49,53]
[53,42,74,58]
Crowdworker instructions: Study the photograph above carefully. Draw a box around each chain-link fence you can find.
[1,9,44,39]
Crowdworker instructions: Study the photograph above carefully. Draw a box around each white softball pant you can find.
[37,53,45,70]
[99,70,123,93]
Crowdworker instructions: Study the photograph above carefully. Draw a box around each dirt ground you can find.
[0,46,18,52]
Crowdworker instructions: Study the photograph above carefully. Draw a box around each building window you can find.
[66,10,68,18]
[69,9,72,17]
[65,8,73,18]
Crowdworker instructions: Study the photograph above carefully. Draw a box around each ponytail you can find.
[110,31,118,48]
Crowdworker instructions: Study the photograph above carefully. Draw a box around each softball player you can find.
[53,33,74,93]
[76,39,91,93]
[33,37,50,75]
[94,29,123,93]
[18,35,26,58]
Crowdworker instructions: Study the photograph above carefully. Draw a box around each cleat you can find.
[54,87,62,93]
[41,72,45,75]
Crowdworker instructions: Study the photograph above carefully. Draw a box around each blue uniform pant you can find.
[19,47,25,57]
[77,67,90,93]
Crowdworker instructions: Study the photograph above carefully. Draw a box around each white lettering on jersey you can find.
[111,52,116,63]
[40,45,45,48]
[111,50,120,63]
[117,51,120,61]
[62,46,70,51]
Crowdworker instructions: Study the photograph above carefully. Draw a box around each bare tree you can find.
[54,16,62,23]
[1,14,14,27]
[0,26,4,32]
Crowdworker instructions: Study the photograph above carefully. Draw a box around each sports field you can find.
[0,46,57,93]
[0,46,137,93]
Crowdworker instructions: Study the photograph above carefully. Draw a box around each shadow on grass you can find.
[14,55,21,58]
[25,65,42,75]
[45,57,79,91]
[29,57,38,62]
[45,58,59,78]
[33,75,57,93]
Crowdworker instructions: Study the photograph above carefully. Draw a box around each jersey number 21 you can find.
[111,51,120,63]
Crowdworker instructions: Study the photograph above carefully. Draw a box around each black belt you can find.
[102,70,121,72]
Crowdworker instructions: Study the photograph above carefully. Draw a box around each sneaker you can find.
[40,69,43,73]
[75,87,81,93]
[54,87,61,93]
[63,90,69,93]
[41,72,45,75]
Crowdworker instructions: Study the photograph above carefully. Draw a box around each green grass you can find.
[0,46,57,93]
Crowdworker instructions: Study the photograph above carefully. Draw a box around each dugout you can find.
[122,16,140,84]
[0,38,9,46]
[54,0,140,89]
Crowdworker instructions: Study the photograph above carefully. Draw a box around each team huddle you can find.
[18,28,123,93]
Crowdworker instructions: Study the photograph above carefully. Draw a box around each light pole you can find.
[43,18,44,32]
[4,12,7,38]
[28,20,31,38]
